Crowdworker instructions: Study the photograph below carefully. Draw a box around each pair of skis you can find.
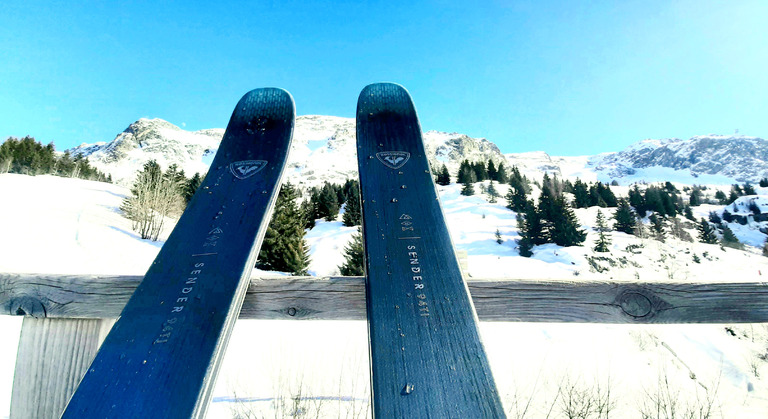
[62,84,504,418]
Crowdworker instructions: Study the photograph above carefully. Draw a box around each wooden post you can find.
[10,318,114,419]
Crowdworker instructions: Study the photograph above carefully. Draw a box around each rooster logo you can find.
[230,160,268,179]
[376,152,410,169]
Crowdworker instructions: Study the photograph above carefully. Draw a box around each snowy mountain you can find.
[69,118,222,185]
[71,116,507,188]
[71,117,768,188]
[589,135,768,183]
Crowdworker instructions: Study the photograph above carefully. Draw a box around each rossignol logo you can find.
[230,160,267,179]
[376,152,410,169]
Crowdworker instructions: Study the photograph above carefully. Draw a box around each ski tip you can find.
[235,87,296,117]
[357,83,417,120]
[358,82,411,101]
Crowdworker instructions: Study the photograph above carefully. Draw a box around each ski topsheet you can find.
[356,83,505,417]
[62,88,295,419]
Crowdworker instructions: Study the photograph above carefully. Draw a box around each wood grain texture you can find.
[3,274,768,323]
[10,318,112,419]
[59,88,295,419]
[356,83,505,418]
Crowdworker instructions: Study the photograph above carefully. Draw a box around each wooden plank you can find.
[10,318,113,419]
[2,273,768,323]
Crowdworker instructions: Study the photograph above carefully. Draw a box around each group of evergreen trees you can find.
[258,179,364,276]
[516,174,587,256]
[0,136,111,182]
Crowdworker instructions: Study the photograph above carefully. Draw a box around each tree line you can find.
[0,136,111,182]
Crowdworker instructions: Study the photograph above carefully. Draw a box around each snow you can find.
[4,173,768,417]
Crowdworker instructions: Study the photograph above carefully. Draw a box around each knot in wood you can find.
[619,291,652,318]
[8,296,46,318]
[287,307,297,317]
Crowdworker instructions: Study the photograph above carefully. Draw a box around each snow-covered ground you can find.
[3,174,768,418]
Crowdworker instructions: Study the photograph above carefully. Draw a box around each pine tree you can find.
[457,160,473,184]
[436,164,451,185]
[593,210,611,252]
[629,185,646,216]
[760,178,768,188]
[613,199,636,234]
[487,159,498,181]
[720,224,743,249]
[496,163,508,184]
[339,228,365,276]
[495,228,503,244]
[317,182,341,221]
[257,182,311,275]
[572,179,590,209]
[649,214,666,242]
[460,177,475,196]
[516,212,534,257]
[714,190,728,204]
[184,172,204,204]
[487,180,499,203]
[342,184,362,226]
[549,196,586,247]
[697,218,718,244]
[744,183,757,196]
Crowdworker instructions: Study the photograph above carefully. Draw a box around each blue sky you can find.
[1,0,767,156]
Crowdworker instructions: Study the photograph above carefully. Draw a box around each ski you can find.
[62,88,295,418]
[356,83,505,418]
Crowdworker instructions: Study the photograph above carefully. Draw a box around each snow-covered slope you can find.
[4,174,768,417]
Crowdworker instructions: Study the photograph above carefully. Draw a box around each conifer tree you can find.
[593,210,611,252]
[317,182,341,221]
[516,212,534,257]
[613,199,636,234]
[342,184,362,226]
[572,179,591,209]
[339,228,365,276]
[697,218,718,244]
[720,224,743,249]
[257,182,311,275]
[460,177,475,196]
[549,196,586,247]
[629,185,646,217]
[184,172,204,204]
[714,190,727,204]
[744,183,757,196]
[487,180,499,203]
[436,164,451,185]
[683,205,696,221]
[457,160,473,184]
[496,163,508,184]
[495,228,503,244]
[487,159,497,181]
[649,214,666,242]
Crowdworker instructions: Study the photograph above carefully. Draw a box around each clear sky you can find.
[1,0,767,156]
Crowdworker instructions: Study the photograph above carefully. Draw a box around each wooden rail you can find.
[2,273,768,323]
[3,273,768,418]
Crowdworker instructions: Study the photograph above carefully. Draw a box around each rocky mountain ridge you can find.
[70,117,768,186]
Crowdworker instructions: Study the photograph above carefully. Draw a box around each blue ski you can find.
[356,83,505,418]
[62,88,295,418]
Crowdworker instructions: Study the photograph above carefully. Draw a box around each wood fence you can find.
[2,273,768,418]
